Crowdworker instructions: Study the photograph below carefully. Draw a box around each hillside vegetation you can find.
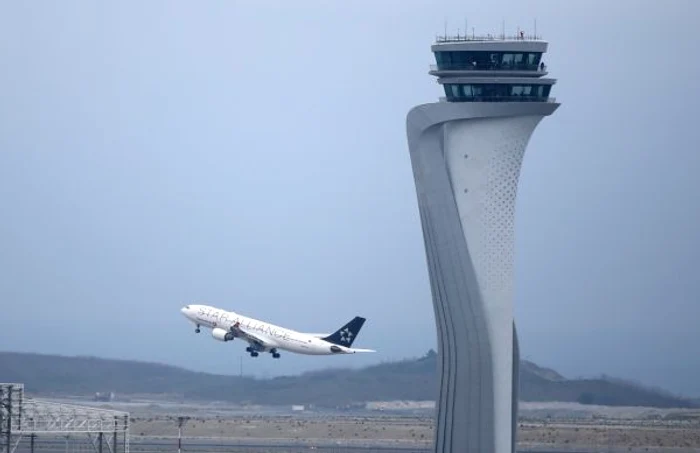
[0,351,695,408]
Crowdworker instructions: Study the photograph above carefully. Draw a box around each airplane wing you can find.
[230,322,274,350]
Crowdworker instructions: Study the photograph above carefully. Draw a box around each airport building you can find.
[0,383,129,453]
[405,31,559,453]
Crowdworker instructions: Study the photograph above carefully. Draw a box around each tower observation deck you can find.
[405,32,559,453]
[430,33,556,103]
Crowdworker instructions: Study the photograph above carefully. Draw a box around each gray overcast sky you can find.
[2,1,700,396]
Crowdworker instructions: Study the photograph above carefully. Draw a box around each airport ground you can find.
[19,399,700,453]
[130,415,700,452]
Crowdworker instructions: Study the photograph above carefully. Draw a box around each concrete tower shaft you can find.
[406,34,559,453]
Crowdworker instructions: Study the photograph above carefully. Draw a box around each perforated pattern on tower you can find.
[477,126,530,294]
[445,116,541,296]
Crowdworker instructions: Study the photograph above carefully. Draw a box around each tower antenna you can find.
[502,19,505,40]
[534,18,537,39]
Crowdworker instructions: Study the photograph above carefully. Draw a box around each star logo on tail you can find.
[340,328,354,343]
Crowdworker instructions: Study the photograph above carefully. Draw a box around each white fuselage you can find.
[181,304,368,355]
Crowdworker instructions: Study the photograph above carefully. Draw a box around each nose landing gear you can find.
[195,325,201,334]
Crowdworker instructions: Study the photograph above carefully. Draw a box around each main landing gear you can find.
[245,347,280,359]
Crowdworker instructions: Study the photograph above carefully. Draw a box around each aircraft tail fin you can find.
[323,316,366,347]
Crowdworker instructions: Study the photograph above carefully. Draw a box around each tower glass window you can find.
[435,51,542,71]
[443,83,552,102]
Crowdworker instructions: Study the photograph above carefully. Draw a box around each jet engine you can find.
[211,327,234,342]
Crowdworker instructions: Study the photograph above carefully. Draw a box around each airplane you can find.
[180,304,375,359]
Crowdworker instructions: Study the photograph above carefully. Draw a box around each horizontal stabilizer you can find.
[349,348,375,353]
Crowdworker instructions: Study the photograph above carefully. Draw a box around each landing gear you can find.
[195,325,201,334]
[271,348,280,359]
[250,351,259,357]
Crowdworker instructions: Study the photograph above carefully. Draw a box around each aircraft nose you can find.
[181,306,191,316]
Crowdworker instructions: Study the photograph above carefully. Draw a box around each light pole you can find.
[177,417,189,453]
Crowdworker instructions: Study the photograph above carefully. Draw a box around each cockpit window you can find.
[184,305,190,309]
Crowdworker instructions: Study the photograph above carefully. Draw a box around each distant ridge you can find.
[521,360,566,382]
[0,350,695,409]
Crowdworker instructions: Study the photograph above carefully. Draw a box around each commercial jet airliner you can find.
[180,304,375,358]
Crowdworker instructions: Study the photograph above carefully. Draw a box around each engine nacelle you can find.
[211,327,234,342]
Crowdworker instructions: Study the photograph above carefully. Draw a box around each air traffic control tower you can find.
[405,32,559,453]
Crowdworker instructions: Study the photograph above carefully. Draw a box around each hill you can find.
[0,351,695,408]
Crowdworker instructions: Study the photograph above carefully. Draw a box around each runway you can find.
[11,436,429,453]
[12,436,690,453]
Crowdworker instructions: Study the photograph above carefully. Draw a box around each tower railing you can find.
[440,96,557,103]
[436,33,543,43]
[430,63,547,72]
